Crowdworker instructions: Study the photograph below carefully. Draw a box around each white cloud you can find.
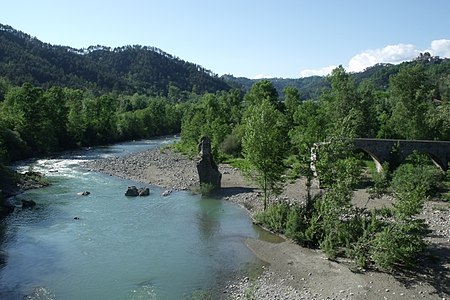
[298,39,450,77]
[430,39,450,57]
[299,65,337,78]
[348,43,418,73]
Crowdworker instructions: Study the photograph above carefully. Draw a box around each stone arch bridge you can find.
[353,138,450,172]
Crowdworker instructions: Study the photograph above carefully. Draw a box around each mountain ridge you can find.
[0,23,230,95]
[1,23,449,99]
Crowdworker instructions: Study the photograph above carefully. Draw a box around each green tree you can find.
[323,66,366,137]
[283,86,301,127]
[388,64,433,139]
[65,89,87,146]
[43,86,70,149]
[2,83,56,153]
[242,99,287,210]
[179,90,242,157]
[243,79,279,108]
[426,102,450,140]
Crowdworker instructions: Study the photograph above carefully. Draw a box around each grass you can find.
[222,157,251,170]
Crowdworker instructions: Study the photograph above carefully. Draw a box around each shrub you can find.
[368,162,391,199]
[220,133,242,157]
[284,155,302,180]
[391,162,444,197]
[285,204,310,244]
[254,202,289,233]
[370,219,427,271]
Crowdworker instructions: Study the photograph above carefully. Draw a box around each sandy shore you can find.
[84,147,450,299]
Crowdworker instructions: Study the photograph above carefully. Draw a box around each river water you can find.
[0,138,268,299]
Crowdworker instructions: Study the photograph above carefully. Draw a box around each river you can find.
[0,138,268,299]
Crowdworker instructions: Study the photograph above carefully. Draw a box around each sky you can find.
[1,0,450,79]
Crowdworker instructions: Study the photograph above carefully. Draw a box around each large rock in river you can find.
[125,186,150,197]
[196,136,222,190]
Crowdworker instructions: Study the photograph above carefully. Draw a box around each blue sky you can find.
[1,0,450,78]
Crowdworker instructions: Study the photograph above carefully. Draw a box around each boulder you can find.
[162,190,172,197]
[21,199,36,208]
[138,188,150,196]
[77,191,90,196]
[125,186,139,196]
[125,186,150,197]
[196,136,222,190]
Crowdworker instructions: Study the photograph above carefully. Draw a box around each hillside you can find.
[223,57,450,100]
[0,24,231,95]
[1,23,450,100]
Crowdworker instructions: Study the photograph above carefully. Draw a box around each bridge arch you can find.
[353,139,450,172]
[353,148,384,172]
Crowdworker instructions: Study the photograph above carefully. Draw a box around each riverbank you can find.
[83,147,450,299]
[0,166,49,219]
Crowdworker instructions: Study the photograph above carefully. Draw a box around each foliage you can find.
[0,24,230,96]
[0,82,184,163]
[391,156,445,197]
[178,90,242,158]
[289,100,327,164]
[219,132,242,158]
[313,137,363,189]
[388,64,434,139]
[242,99,287,210]
[370,219,427,271]
[259,131,431,271]
[254,202,289,233]
[196,183,216,197]
[243,79,280,108]
[368,162,391,199]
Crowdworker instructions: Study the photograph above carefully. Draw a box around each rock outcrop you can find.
[125,186,150,197]
[196,137,221,190]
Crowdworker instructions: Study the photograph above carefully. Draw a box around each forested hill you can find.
[0,24,231,95]
[222,74,329,100]
[223,55,450,100]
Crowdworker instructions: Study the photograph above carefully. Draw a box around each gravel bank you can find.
[83,147,450,300]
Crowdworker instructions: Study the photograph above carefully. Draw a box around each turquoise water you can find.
[0,138,265,299]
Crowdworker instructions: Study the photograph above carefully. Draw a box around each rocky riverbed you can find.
[83,147,450,300]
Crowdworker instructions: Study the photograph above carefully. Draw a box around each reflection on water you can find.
[254,225,285,243]
[0,138,279,299]
[197,197,222,240]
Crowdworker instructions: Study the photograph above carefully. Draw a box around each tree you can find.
[243,79,279,108]
[388,64,433,139]
[242,99,287,210]
[2,83,56,154]
[283,86,301,127]
[323,66,366,137]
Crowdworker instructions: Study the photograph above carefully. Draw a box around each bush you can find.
[284,155,302,180]
[368,162,391,199]
[254,202,289,233]
[220,133,242,157]
[391,163,444,197]
[285,204,310,244]
[196,183,215,196]
[370,220,427,271]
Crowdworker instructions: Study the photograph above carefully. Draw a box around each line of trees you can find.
[0,81,186,164]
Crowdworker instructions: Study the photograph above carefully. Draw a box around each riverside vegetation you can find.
[1,24,450,276]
